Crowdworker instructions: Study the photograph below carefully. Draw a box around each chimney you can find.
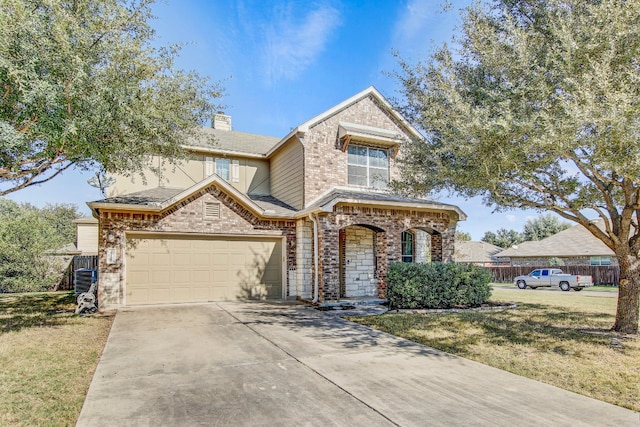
[213,113,232,131]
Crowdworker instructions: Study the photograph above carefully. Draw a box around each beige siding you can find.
[243,159,270,195]
[270,140,304,209]
[108,154,270,197]
[76,223,99,255]
[159,155,204,188]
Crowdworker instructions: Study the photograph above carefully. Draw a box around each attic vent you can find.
[204,202,221,219]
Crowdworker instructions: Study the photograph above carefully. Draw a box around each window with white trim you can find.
[347,144,389,189]
[590,256,611,266]
[215,158,230,181]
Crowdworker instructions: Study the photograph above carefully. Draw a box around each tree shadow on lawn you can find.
[356,302,625,356]
[0,291,77,333]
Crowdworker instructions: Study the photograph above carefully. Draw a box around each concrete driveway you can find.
[77,302,638,426]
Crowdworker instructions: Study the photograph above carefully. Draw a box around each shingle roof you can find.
[455,241,504,263]
[496,219,614,257]
[307,189,466,219]
[185,128,280,156]
[247,194,298,216]
[93,187,184,206]
[92,186,299,216]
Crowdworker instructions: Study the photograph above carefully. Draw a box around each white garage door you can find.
[125,234,283,305]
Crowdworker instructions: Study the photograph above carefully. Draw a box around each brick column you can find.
[430,233,443,262]
[376,231,388,298]
[318,218,340,301]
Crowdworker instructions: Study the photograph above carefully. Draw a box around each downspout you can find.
[308,213,319,304]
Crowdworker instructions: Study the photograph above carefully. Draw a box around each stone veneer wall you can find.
[343,226,377,297]
[295,219,313,298]
[97,184,296,307]
[415,229,430,263]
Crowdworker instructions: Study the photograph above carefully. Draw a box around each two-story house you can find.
[88,87,466,308]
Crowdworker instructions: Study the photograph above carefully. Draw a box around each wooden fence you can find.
[58,255,99,291]
[484,265,619,286]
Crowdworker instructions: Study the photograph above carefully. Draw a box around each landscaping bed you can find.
[349,288,639,412]
[0,292,113,426]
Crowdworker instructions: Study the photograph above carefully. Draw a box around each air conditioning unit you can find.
[74,268,98,296]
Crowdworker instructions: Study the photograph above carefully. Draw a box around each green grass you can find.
[349,288,639,412]
[0,292,114,426]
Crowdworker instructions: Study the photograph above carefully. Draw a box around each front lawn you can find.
[349,288,639,412]
[0,292,114,426]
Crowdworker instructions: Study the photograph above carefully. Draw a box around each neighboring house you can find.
[455,241,508,266]
[74,217,99,256]
[496,219,616,267]
[87,87,466,308]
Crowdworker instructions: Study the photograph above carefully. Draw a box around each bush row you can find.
[386,262,492,309]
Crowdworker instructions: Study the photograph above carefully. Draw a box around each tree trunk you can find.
[613,252,640,334]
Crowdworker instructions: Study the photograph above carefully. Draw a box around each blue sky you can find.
[4,0,545,240]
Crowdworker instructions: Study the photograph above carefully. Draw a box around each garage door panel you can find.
[212,253,228,267]
[151,253,171,267]
[126,235,283,305]
[192,270,210,283]
[153,287,172,303]
[172,252,192,266]
[192,253,210,266]
[151,269,172,284]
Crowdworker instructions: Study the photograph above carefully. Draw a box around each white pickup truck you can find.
[514,269,594,291]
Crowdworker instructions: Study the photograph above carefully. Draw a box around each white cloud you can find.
[263,3,342,85]
[396,0,437,43]
[505,214,517,223]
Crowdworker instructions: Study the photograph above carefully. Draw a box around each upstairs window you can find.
[206,158,239,183]
[215,158,230,181]
[347,144,389,189]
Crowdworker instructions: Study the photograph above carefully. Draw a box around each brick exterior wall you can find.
[97,184,295,307]
[302,95,407,204]
[313,204,456,301]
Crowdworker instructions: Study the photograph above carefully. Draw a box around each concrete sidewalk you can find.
[77,302,639,426]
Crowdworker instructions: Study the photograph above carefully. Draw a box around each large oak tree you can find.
[0,0,221,195]
[394,0,640,333]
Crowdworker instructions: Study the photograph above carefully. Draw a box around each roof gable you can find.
[88,174,297,218]
[266,86,422,157]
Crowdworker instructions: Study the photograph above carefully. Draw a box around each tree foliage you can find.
[0,0,222,196]
[523,214,571,241]
[394,0,640,333]
[481,228,523,248]
[455,231,472,241]
[0,199,82,292]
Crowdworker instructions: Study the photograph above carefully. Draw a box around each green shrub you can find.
[386,262,492,309]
